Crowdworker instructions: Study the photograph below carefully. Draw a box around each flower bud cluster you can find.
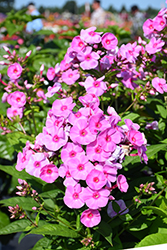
[8,204,25,219]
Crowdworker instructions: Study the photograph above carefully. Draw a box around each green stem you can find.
[120,98,137,117]
[31,107,37,136]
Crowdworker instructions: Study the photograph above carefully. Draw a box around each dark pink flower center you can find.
[106,135,111,142]
[72,192,79,199]
[89,31,95,36]
[85,55,91,61]
[160,21,164,26]
[66,170,71,177]
[153,43,157,48]
[54,120,60,127]
[87,212,93,218]
[132,137,136,142]
[13,110,17,115]
[93,176,99,183]
[14,68,18,73]
[95,146,102,154]
[69,73,73,78]
[106,39,110,45]
[34,161,41,168]
[69,150,76,158]
[61,105,67,111]
[53,135,59,142]
[16,97,21,102]
[80,129,88,137]
[149,24,153,29]
[47,169,52,174]
[95,122,102,128]
[77,164,84,171]
[93,192,100,199]
[75,112,81,118]
[158,83,162,87]
[93,81,100,88]
[79,41,84,47]
[129,50,133,56]
[21,156,26,162]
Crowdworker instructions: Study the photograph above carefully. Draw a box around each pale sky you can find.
[14,0,167,11]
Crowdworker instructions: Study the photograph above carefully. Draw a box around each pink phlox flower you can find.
[119,42,141,63]
[128,130,147,147]
[58,164,78,187]
[67,155,94,180]
[145,121,159,130]
[98,128,122,153]
[101,32,118,50]
[70,118,96,145]
[117,174,129,192]
[95,163,118,184]
[25,153,50,178]
[152,77,167,94]
[79,93,100,108]
[81,186,110,209]
[61,142,84,164]
[68,108,88,125]
[7,91,26,107]
[7,106,23,120]
[80,27,102,44]
[117,69,138,90]
[62,68,80,85]
[143,18,155,36]
[77,46,100,70]
[24,80,32,89]
[123,119,140,131]
[66,48,78,64]
[84,76,107,97]
[154,15,166,31]
[40,164,59,183]
[35,127,49,147]
[7,63,22,79]
[47,67,56,81]
[45,83,62,98]
[2,92,8,103]
[107,199,129,218]
[46,114,64,129]
[16,149,33,171]
[60,55,72,71]
[43,127,68,151]
[145,37,165,55]
[86,169,107,190]
[89,112,110,134]
[71,35,86,52]
[52,97,75,118]
[86,139,111,162]
[80,208,101,227]
[64,184,85,209]
[107,106,119,117]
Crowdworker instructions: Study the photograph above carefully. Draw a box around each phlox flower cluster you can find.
[16,94,147,227]
[1,48,48,122]
[45,10,167,99]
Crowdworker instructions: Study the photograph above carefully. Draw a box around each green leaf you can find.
[143,206,167,217]
[0,165,45,185]
[0,197,39,211]
[29,223,80,238]
[0,211,10,229]
[118,112,140,126]
[135,233,167,247]
[156,105,167,119]
[95,220,113,246]
[32,237,52,250]
[40,189,63,199]
[0,134,15,160]
[0,219,31,235]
